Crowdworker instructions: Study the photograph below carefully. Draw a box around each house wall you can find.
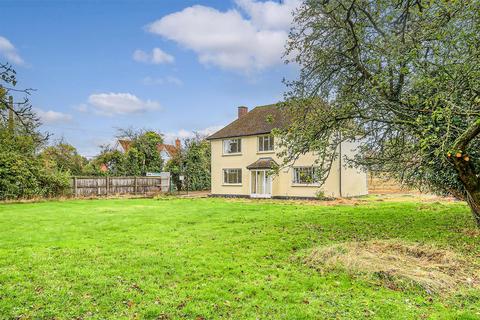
[210,136,368,198]
[339,140,368,197]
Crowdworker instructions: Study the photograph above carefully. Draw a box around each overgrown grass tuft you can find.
[304,240,479,294]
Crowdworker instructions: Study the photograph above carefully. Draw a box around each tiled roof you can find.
[246,157,278,170]
[158,144,179,157]
[118,139,132,151]
[206,104,288,140]
[118,139,179,157]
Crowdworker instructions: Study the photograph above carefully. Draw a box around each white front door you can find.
[251,170,272,198]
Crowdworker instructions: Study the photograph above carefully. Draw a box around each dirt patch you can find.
[217,193,458,207]
[304,240,479,294]
[460,228,480,238]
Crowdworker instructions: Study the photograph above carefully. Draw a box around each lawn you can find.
[0,197,479,319]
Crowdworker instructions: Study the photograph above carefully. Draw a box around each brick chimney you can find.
[238,106,248,119]
[175,138,181,149]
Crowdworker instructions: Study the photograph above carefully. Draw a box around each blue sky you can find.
[0,0,299,156]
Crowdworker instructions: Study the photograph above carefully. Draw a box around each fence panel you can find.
[72,175,171,197]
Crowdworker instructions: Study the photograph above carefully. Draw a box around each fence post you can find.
[106,176,109,196]
[73,177,77,197]
[134,176,138,194]
[97,178,100,196]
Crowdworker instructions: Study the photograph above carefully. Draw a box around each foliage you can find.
[182,137,211,191]
[0,63,71,199]
[0,198,478,318]
[0,148,71,199]
[165,135,211,191]
[36,169,71,197]
[86,148,126,176]
[282,0,480,225]
[0,151,41,199]
[87,129,165,176]
[0,63,43,135]
[40,140,87,175]
[164,152,183,191]
[131,131,164,173]
[124,147,145,176]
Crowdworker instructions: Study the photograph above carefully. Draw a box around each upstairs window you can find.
[258,135,274,152]
[223,169,242,184]
[223,138,241,154]
[293,167,319,184]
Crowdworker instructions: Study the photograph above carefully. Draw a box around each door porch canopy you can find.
[246,157,278,170]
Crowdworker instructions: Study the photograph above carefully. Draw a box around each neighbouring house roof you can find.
[157,144,179,157]
[246,157,278,170]
[118,139,132,151]
[207,104,288,140]
[117,139,180,157]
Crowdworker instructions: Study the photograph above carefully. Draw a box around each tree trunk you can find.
[453,157,480,227]
[466,191,480,227]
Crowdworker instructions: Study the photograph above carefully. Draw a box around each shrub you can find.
[0,151,41,199]
[38,169,71,198]
[0,151,71,200]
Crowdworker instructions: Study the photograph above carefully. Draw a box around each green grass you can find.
[0,197,479,319]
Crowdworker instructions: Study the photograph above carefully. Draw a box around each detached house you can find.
[206,105,368,199]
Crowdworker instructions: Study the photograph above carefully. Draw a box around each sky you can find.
[0,0,300,157]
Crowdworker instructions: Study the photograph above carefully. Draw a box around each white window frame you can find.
[292,166,320,186]
[223,138,242,155]
[223,168,242,185]
[258,135,274,153]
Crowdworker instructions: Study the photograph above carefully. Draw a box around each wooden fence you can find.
[72,176,171,197]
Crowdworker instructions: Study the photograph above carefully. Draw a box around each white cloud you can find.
[0,36,24,65]
[87,92,161,116]
[74,103,89,112]
[133,48,174,64]
[142,76,183,86]
[36,109,73,124]
[163,125,223,143]
[147,1,300,72]
[235,0,299,30]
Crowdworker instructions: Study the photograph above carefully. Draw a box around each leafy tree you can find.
[124,147,145,176]
[113,128,164,174]
[0,151,41,199]
[165,151,183,191]
[282,0,480,225]
[165,134,211,191]
[131,131,164,173]
[86,129,164,176]
[0,63,70,199]
[1,63,43,135]
[40,140,87,175]
[86,148,126,176]
[183,137,211,190]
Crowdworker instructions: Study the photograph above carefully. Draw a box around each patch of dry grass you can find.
[305,240,479,294]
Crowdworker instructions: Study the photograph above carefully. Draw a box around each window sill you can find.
[257,150,275,155]
[222,183,242,186]
[291,183,321,187]
[222,153,242,157]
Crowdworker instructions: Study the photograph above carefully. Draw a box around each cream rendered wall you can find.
[339,140,368,197]
[211,136,348,198]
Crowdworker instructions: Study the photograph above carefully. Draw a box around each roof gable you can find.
[207,104,288,140]
[158,144,179,157]
[118,139,179,157]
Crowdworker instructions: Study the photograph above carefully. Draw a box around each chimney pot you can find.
[175,138,181,149]
[238,106,248,119]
